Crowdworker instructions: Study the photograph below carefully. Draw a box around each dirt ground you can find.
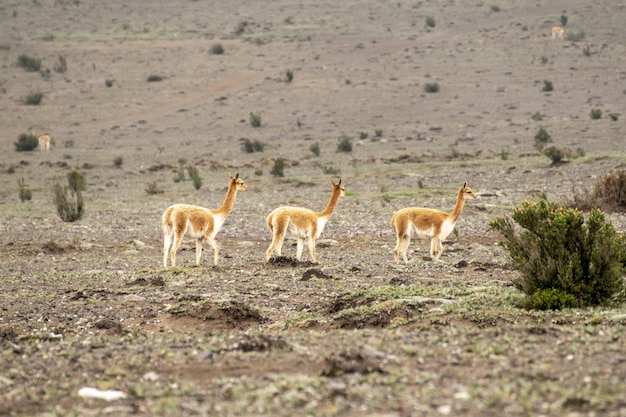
[1,0,626,416]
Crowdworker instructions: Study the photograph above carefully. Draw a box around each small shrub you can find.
[540,55,548,65]
[582,45,591,57]
[17,54,41,72]
[531,112,543,121]
[489,199,626,308]
[521,289,577,311]
[7,164,16,174]
[53,169,86,222]
[542,80,553,92]
[242,138,265,153]
[53,55,67,73]
[322,166,341,175]
[375,128,383,138]
[173,164,185,183]
[270,158,285,177]
[234,21,248,36]
[337,136,353,153]
[147,74,163,82]
[64,140,74,148]
[425,16,436,28]
[490,5,500,12]
[23,91,43,105]
[249,112,262,127]
[609,113,619,121]
[285,69,294,82]
[105,79,114,87]
[210,43,225,55]
[590,108,602,120]
[500,149,509,160]
[567,29,586,42]
[187,165,202,190]
[310,142,320,156]
[359,131,368,140]
[17,177,32,202]
[591,170,626,211]
[145,181,163,195]
[15,132,39,151]
[560,15,568,27]
[113,155,123,167]
[542,146,566,164]
[424,82,440,93]
[534,127,552,150]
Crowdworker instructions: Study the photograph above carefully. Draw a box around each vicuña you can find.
[38,134,51,151]
[551,26,565,40]
[391,182,476,263]
[266,179,345,263]
[162,173,247,267]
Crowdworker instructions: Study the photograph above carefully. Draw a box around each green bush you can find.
[270,158,285,177]
[15,132,39,151]
[249,112,262,127]
[147,74,163,82]
[310,142,320,157]
[210,43,225,55]
[560,15,568,26]
[534,127,552,150]
[337,136,353,153]
[105,79,114,87]
[490,199,626,308]
[113,156,123,167]
[542,80,553,92]
[285,69,294,83]
[425,16,436,28]
[53,55,67,73]
[17,54,41,72]
[53,170,86,222]
[521,288,577,311]
[23,91,43,105]
[542,146,566,164]
[242,138,265,153]
[187,165,202,190]
[17,177,32,202]
[590,108,602,119]
[424,82,440,93]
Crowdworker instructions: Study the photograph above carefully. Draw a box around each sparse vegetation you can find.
[310,142,320,156]
[590,108,602,119]
[249,112,262,127]
[210,43,225,55]
[337,136,353,153]
[242,138,265,153]
[53,55,67,73]
[567,29,586,42]
[374,128,383,138]
[147,74,163,82]
[113,155,124,167]
[534,127,552,150]
[569,170,626,213]
[542,80,553,92]
[542,146,566,164]
[17,177,32,202]
[23,91,43,105]
[14,132,39,152]
[270,158,285,177]
[53,169,86,222]
[17,54,41,72]
[490,199,626,308]
[560,15,568,26]
[145,181,163,195]
[582,45,591,57]
[285,69,294,82]
[531,112,543,121]
[425,16,436,28]
[424,82,440,93]
[105,79,114,87]
[187,165,202,190]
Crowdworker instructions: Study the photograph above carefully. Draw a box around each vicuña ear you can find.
[339,179,342,186]
[235,173,239,180]
[463,182,467,188]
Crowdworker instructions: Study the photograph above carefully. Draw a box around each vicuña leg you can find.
[266,216,288,260]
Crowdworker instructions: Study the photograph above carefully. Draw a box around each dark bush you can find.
[242,138,265,153]
[270,158,285,177]
[424,82,440,93]
[187,165,202,190]
[210,43,225,55]
[17,54,41,72]
[543,146,566,164]
[15,132,39,152]
[534,127,551,150]
[147,74,163,82]
[337,136,353,153]
[521,289,577,311]
[310,142,320,156]
[542,80,553,92]
[490,199,626,308]
[23,91,43,105]
[249,112,262,127]
[53,170,86,222]
[17,177,32,202]
[590,108,602,119]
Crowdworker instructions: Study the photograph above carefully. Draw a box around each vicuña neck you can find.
[449,187,466,222]
[317,186,342,218]
[217,181,239,215]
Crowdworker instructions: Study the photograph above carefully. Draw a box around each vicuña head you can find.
[266,178,345,263]
[391,182,476,263]
[162,172,247,267]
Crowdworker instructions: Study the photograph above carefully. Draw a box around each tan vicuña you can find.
[162,173,247,267]
[551,26,565,40]
[391,182,476,263]
[266,179,345,263]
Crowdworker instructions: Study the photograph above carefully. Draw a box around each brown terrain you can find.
[1,0,626,416]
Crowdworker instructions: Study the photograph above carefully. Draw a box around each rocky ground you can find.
[1,0,626,415]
